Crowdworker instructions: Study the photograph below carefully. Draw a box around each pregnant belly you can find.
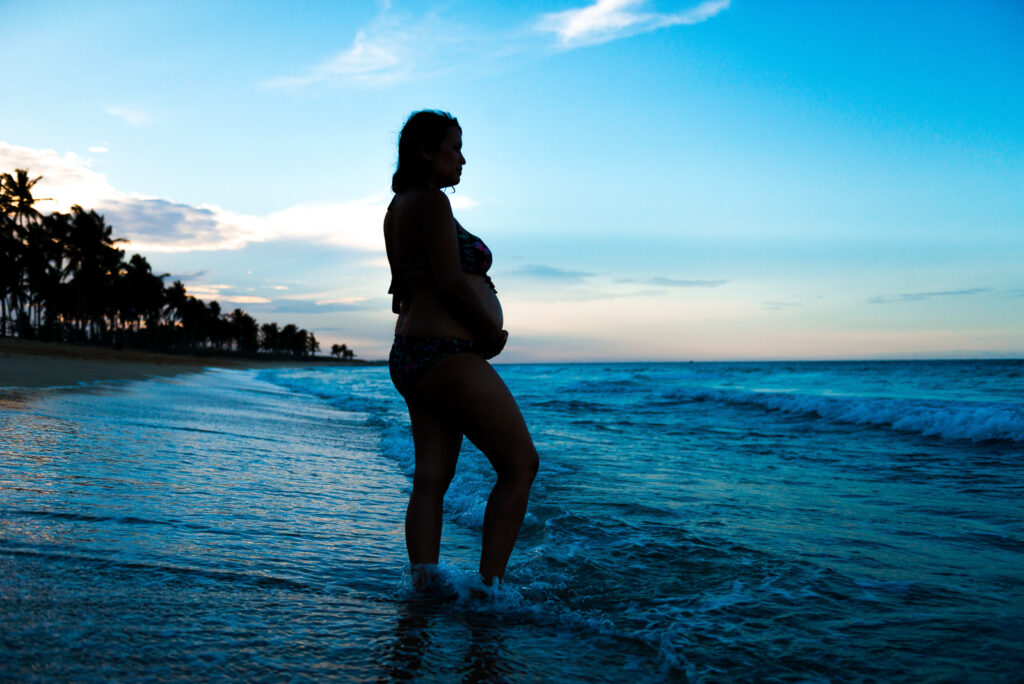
[467,274,503,330]
[396,274,503,340]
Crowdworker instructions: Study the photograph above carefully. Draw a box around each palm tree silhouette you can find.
[3,166,348,358]
[260,322,280,354]
[0,200,21,336]
[1,169,46,230]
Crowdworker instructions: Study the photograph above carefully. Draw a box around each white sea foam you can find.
[665,387,1024,443]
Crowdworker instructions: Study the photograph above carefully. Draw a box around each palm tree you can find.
[0,205,21,336]
[0,170,45,336]
[279,324,297,355]
[260,322,280,354]
[206,300,223,350]
[116,254,166,337]
[63,205,124,340]
[23,215,60,332]
[229,308,259,353]
[2,167,332,352]
[1,169,46,231]
[163,280,188,349]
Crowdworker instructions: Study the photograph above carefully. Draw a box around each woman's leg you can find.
[404,397,463,567]
[412,353,539,584]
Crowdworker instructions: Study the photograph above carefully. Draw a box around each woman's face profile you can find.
[426,126,465,188]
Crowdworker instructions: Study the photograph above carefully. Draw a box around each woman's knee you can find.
[498,448,538,487]
[525,450,539,481]
[413,465,456,495]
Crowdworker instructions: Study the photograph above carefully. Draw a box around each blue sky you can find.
[2,0,1022,361]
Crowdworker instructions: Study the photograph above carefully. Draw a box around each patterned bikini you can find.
[388,222,496,397]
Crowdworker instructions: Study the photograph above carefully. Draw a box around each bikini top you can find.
[388,222,495,313]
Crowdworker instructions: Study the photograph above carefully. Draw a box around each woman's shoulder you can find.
[394,188,452,215]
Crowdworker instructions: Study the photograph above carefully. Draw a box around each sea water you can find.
[1,360,1022,681]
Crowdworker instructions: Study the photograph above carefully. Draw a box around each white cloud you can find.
[264,28,406,89]
[183,283,273,304]
[262,197,391,251]
[316,296,370,305]
[262,2,730,91]
[261,10,472,90]
[88,146,109,153]
[95,197,274,253]
[448,194,478,210]
[0,141,446,255]
[261,8,510,90]
[536,0,730,48]
[220,295,272,304]
[0,141,116,210]
[261,2,729,92]
[106,106,150,127]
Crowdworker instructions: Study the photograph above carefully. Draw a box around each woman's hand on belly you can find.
[397,272,503,342]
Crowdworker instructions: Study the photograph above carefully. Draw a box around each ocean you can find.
[2,360,1022,681]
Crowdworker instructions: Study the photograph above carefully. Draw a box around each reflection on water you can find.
[0,388,43,411]
[377,596,515,682]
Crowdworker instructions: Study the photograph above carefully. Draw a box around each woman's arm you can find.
[383,202,402,314]
[419,191,505,348]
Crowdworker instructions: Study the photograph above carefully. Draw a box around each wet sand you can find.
[0,338,356,389]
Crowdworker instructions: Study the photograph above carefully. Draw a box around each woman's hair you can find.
[392,110,460,193]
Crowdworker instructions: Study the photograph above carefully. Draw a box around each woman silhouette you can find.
[384,110,538,589]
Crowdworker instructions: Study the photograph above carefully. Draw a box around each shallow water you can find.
[2,360,1023,681]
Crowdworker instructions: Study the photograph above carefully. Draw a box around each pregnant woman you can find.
[384,110,539,590]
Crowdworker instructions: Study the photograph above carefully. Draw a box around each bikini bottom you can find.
[389,334,479,397]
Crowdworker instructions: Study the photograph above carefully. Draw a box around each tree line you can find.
[1,168,355,360]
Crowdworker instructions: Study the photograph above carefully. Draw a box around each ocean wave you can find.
[380,424,492,529]
[661,387,1024,443]
[256,368,395,416]
[528,398,610,413]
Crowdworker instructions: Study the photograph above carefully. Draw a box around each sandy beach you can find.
[0,338,360,389]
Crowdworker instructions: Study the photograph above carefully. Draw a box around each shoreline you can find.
[0,338,374,389]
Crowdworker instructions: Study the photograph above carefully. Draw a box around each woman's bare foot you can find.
[411,563,440,593]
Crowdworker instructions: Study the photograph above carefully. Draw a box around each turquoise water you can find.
[2,360,1023,681]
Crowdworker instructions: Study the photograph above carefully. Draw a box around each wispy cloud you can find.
[262,298,377,314]
[262,10,475,89]
[106,106,150,127]
[263,28,405,89]
[184,282,272,305]
[650,276,727,287]
[616,276,727,287]
[507,264,594,283]
[536,0,730,49]
[220,295,271,304]
[869,287,992,304]
[264,1,729,90]
[88,145,109,153]
[316,296,370,306]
